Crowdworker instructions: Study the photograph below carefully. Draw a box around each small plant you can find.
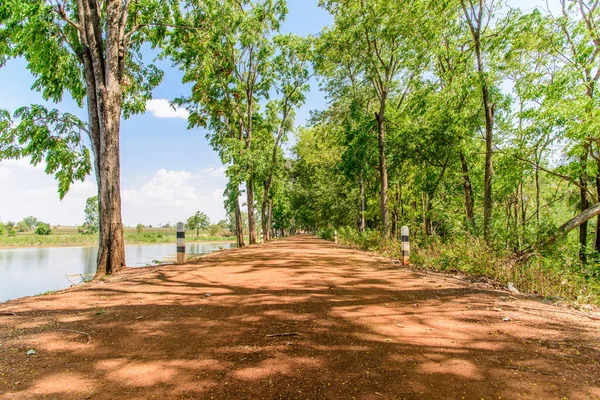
[35,290,56,296]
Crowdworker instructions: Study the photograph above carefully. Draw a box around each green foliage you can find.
[136,224,144,234]
[318,228,335,241]
[0,106,92,200]
[22,216,38,229]
[186,211,210,237]
[16,221,30,232]
[208,224,222,236]
[35,222,51,236]
[0,222,5,235]
[79,196,99,235]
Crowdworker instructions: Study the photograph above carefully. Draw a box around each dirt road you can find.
[1,236,599,399]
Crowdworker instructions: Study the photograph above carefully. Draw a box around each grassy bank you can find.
[0,226,235,248]
[328,227,600,307]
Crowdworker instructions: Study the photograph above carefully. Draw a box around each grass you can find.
[335,227,600,307]
[0,226,236,248]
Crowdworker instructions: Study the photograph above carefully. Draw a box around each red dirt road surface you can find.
[1,236,599,399]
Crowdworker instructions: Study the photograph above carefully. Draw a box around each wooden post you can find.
[334,230,338,244]
[177,222,186,264]
[401,226,410,266]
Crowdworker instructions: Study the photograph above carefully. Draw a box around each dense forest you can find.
[1,0,600,303]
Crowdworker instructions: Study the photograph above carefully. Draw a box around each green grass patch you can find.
[0,226,236,247]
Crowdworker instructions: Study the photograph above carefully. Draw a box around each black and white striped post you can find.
[401,226,410,266]
[334,230,338,244]
[176,222,186,264]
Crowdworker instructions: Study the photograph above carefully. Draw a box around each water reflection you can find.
[0,242,235,302]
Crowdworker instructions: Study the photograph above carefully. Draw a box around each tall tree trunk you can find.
[462,0,494,243]
[375,109,390,237]
[79,0,125,277]
[535,160,540,226]
[481,84,494,243]
[235,192,245,248]
[261,180,269,242]
[359,174,366,233]
[247,176,257,244]
[392,185,400,239]
[425,194,433,236]
[595,158,600,252]
[267,200,273,241]
[580,150,589,263]
[459,151,474,226]
[95,68,125,276]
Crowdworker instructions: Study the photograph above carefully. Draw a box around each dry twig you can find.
[266,332,301,338]
[55,329,91,344]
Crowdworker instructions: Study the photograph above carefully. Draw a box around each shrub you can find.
[318,227,335,241]
[35,223,52,235]
[0,223,5,235]
[136,224,144,234]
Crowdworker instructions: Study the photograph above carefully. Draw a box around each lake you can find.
[0,242,235,303]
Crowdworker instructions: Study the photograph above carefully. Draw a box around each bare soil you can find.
[1,236,599,399]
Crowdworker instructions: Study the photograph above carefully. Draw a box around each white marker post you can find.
[176,222,186,264]
[334,230,338,244]
[401,226,410,266]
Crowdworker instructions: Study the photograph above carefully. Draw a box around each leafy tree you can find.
[319,0,426,237]
[22,216,39,229]
[136,224,144,234]
[0,0,172,276]
[169,0,287,245]
[35,222,51,235]
[16,221,30,232]
[79,196,99,235]
[186,211,210,237]
[0,222,6,235]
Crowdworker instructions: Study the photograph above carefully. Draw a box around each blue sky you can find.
[0,0,333,227]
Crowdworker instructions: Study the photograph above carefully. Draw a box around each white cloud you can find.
[121,168,227,226]
[145,99,189,120]
[0,159,97,225]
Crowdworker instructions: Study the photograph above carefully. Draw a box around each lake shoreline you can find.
[0,239,236,250]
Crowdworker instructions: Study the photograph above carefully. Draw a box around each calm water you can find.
[0,242,235,302]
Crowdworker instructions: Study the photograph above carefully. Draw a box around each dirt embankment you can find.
[1,236,599,399]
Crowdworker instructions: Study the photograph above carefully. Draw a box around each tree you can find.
[319,0,425,237]
[0,222,6,236]
[16,221,30,232]
[256,34,313,242]
[186,211,210,237]
[169,0,287,246]
[136,224,144,234]
[79,196,99,234]
[460,0,499,242]
[35,222,52,235]
[22,216,39,230]
[0,0,171,277]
